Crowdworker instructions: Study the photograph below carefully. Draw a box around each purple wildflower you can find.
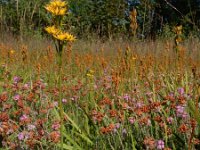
[52,122,60,130]
[18,132,25,140]
[136,102,143,108]
[176,105,188,118]
[115,123,120,129]
[129,117,135,124]
[169,92,174,97]
[13,94,20,101]
[167,117,174,124]
[156,140,165,149]
[27,124,36,131]
[23,83,30,90]
[62,98,67,103]
[178,88,184,95]
[13,76,21,84]
[123,94,130,101]
[20,114,28,121]
[53,101,58,107]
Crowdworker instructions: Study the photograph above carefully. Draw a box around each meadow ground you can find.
[0,34,200,149]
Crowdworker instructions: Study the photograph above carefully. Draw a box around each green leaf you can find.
[62,133,83,150]
[57,143,74,150]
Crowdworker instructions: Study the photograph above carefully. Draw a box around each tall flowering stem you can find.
[44,0,75,149]
[130,9,138,37]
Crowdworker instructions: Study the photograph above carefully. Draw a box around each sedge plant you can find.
[44,0,75,149]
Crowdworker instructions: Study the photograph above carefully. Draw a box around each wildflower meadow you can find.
[0,0,200,150]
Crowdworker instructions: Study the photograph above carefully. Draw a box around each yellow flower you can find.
[177,25,182,31]
[51,0,66,7]
[10,50,15,55]
[86,73,94,78]
[89,69,95,74]
[132,56,136,60]
[45,26,61,35]
[53,32,75,42]
[59,8,67,15]
[175,36,183,44]
[53,32,68,41]
[174,25,183,35]
[65,33,76,42]
[86,69,95,78]
[45,0,67,16]
[45,25,75,42]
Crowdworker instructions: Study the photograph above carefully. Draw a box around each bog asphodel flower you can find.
[45,0,67,16]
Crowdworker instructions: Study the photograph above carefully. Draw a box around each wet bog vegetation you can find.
[0,0,200,150]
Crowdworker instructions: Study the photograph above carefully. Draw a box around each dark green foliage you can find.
[0,0,200,38]
[68,0,128,38]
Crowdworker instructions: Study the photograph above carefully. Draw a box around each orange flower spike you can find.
[109,109,118,118]
[179,124,188,133]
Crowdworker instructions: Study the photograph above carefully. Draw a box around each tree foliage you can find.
[0,0,200,38]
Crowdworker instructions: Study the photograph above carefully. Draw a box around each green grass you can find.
[0,37,200,149]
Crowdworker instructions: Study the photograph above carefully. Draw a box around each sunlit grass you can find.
[0,35,200,149]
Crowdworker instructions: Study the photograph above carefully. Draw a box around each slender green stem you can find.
[58,42,64,150]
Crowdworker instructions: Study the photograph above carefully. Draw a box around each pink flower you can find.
[13,76,21,84]
[27,124,36,131]
[62,98,67,103]
[123,94,130,101]
[129,117,135,124]
[115,123,120,129]
[178,88,184,95]
[20,114,29,121]
[18,132,25,140]
[167,117,174,124]
[13,94,20,101]
[23,83,30,90]
[52,122,60,130]
[176,105,188,119]
[53,102,58,107]
[157,140,164,149]
[136,102,143,108]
